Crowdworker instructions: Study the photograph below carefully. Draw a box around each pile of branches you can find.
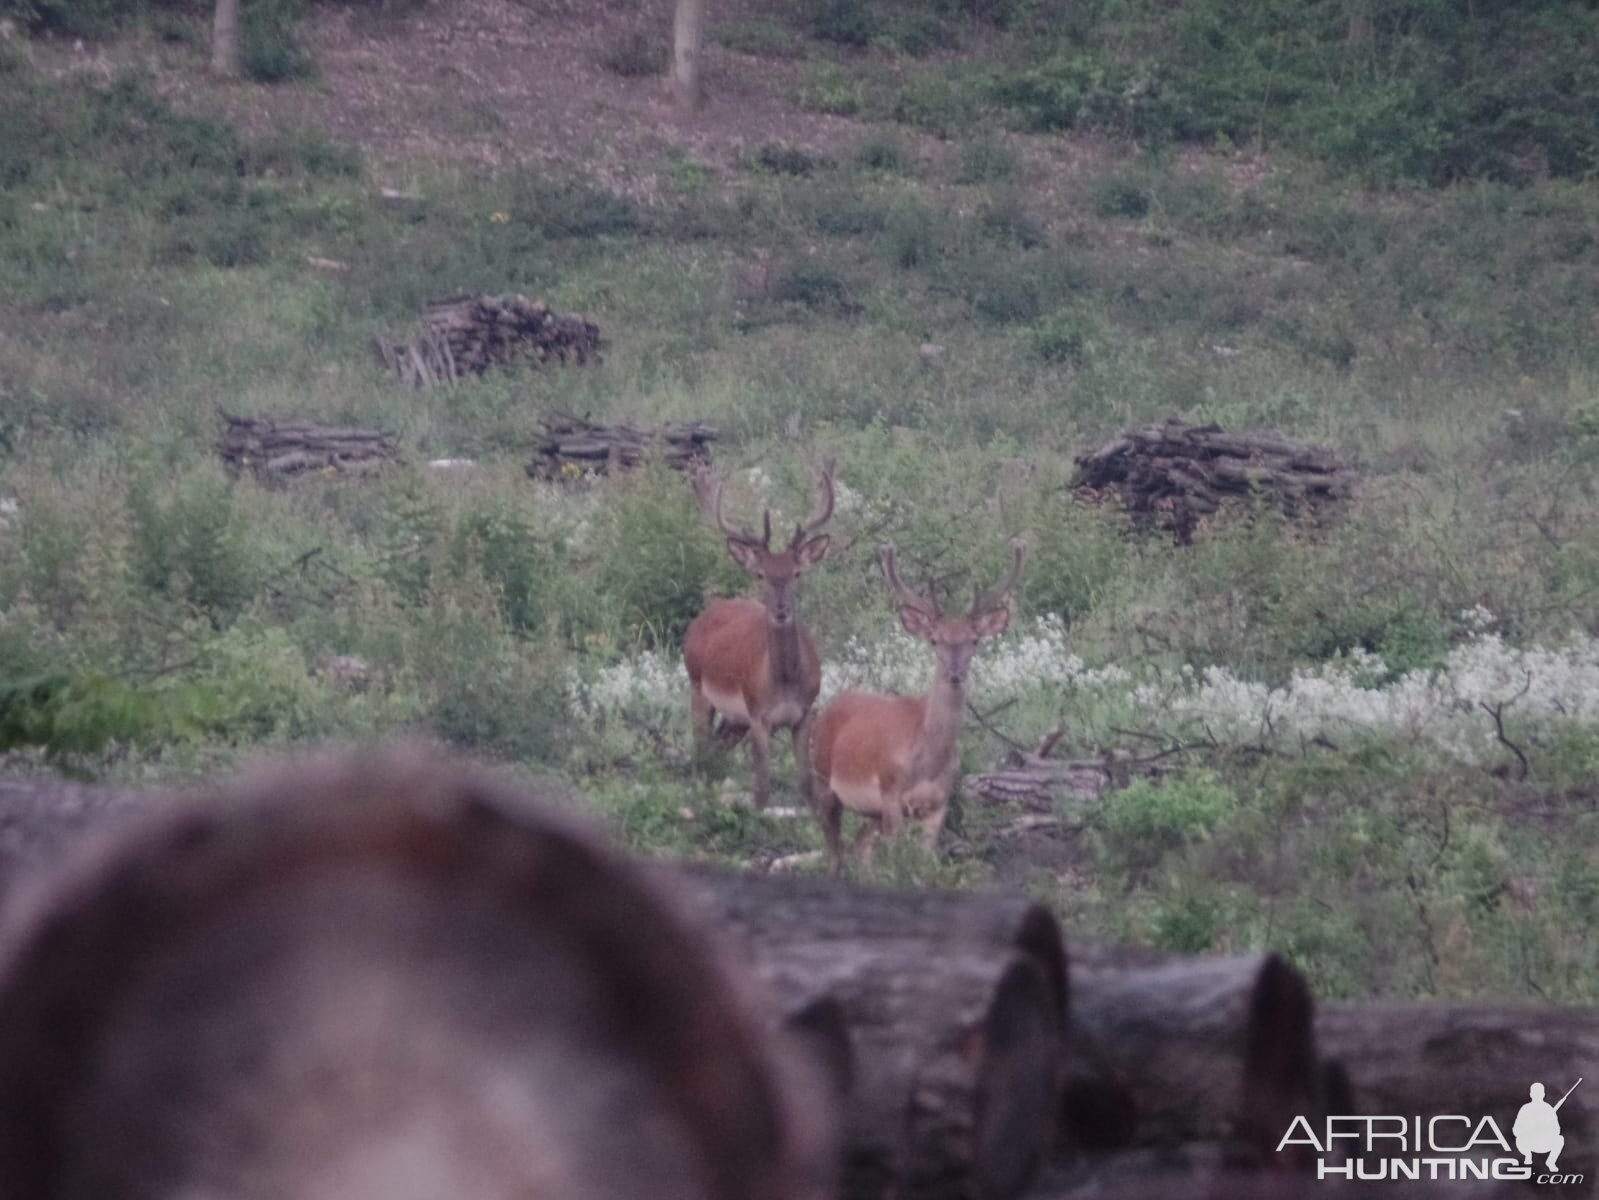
[1074,419,1353,543]
[217,413,399,482]
[374,292,604,387]
[526,412,717,480]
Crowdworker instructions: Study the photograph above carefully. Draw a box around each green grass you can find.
[1,43,1598,1003]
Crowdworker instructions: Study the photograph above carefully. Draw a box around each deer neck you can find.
[765,614,807,692]
[910,672,966,779]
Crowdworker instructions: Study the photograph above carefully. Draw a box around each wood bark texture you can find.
[1074,418,1353,543]
[1063,947,1320,1163]
[375,292,603,386]
[0,750,832,1200]
[527,412,718,480]
[673,867,1066,1200]
[1317,1002,1598,1182]
[217,413,400,482]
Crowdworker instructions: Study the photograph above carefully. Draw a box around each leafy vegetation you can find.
[1,6,1597,1001]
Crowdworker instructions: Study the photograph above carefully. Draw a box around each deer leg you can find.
[791,714,815,805]
[748,720,772,810]
[919,803,948,855]
[690,684,714,742]
[816,788,844,876]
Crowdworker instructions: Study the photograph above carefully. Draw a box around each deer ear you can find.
[970,605,1012,639]
[897,604,938,640]
[726,539,764,572]
[795,534,831,569]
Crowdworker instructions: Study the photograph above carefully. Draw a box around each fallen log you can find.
[1075,418,1353,543]
[375,292,604,386]
[0,777,157,911]
[1318,1002,1598,1183]
[673,868,1066,1200]
[0,750,832,1200]
[1064,948,1320,1164]
[217,413,400,482]
[527,412,718,480]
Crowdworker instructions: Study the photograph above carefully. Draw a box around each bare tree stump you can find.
[1064,948,1319,1163]
[0,750,832,1200]
[1318,1003,1598,1182]
[673,868,1066,1200]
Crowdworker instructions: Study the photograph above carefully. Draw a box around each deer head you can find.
[879,538,1026,687]
[692,459,836,626]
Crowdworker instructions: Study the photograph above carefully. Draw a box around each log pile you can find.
[374,292,603,386]
[963,726,1177,813]
[1074,419,1354,543]
[526,412,718,480]
[0,752,1593,1199]
[217,413,400,481]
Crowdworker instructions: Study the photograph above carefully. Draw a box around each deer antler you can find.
[788,457,836,549]
[879,544,938,617]
[691,463,769,549]
[972,537,1027,615]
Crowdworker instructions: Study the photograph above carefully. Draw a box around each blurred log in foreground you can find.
[527,412,718,481]
[218,412,400,482]
[1063,946,1320,1164]
[0,776,156,910]
[375,291,603,386]
[1318,1002,1598,1183]
[0,750,832,1200]
[675,868,1066,1200]
[1075,418,1353,543]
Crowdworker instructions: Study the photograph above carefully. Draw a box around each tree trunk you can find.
[1318,1002,1598,1182]
[0,750,833,1200]
[673,0,707,111]
[672,868,1065,1200]
[1064,947,1321,1164]
[211,0,241,77]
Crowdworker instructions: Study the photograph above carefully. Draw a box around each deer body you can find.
[684,462,835,810]
[810,541,1025,872]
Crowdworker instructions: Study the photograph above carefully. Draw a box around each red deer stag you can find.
[684,460,836,810]
[809,539,1026,873]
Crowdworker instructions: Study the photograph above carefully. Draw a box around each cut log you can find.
[0,777,158,911]
[528,412,718,480]
[0,750,832,1200]
[672,868,1066,1200]
[217,413,400,483]
[1318,1002,1598,1182]
[1063,948,1320,1164]
[376,292,604,386]
[1075,418,1353,543]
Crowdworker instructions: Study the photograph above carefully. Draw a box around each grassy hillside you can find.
[1,1,1596,1001]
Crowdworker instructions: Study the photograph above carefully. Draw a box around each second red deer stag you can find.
[809,539,1026,873]
[683,460,836,810]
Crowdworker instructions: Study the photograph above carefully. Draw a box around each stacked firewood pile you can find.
[373,292,603,386]
[0,751,1591,1199]
[527,412,718,480]
[217,413,400,481]
[1075,419,1354,543]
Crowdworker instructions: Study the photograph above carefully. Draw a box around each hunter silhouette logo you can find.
[1277,1076,1586,1185]
[1515,1079,1581,1172]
